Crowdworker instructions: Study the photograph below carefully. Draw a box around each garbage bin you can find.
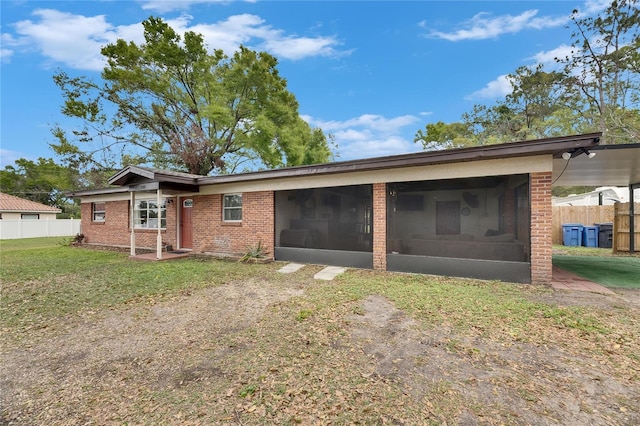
[596,223,613,248]
[582,226,598,247]
[562,224,583,246]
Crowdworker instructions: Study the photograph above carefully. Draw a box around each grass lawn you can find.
[553,245,640,289]
[2,238,639,425]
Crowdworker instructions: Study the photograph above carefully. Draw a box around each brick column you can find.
[373,183,387,270]
[530,172,553,284]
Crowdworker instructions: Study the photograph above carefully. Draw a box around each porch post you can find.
[530,172,553,284]
[372,183,387,270]
[130,191,136,256]
[156,188,163,259]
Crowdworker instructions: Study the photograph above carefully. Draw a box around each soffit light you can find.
[561,148,596,161]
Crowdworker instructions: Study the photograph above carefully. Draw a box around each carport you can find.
[552,143,640,253]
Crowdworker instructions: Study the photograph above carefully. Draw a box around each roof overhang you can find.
[199,133,604,185]
[69,132,640,197]
[108,165,200,193]
[552,143,640,188]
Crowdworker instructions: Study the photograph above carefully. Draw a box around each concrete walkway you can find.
[551,266,615,295]
[277,263,305,274]
[314,266,347,281]
[277,262,347,281]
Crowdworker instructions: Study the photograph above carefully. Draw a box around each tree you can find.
[413,121,474,150]
[505,65,567,138]
[52,17,332,176]
[0,158,78,208]
[415,1,639,150]
[556,0,640,144]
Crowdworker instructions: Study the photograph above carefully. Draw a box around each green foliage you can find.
[0,157,80,210]
[295,309,314,321]
[415,1,640,147]
[558,0,640,144]
[239,384,258,398]
[52,17,332,175]
[238,240,269,262]
[551,186,597,197]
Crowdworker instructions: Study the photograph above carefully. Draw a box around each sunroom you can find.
[386,174,531,283]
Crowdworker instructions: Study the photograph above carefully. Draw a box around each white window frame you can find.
[222,193,242,222]
[92,202,106,222]
[133,198,166,229]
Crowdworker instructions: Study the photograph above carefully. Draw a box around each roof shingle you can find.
[0,192,61,213]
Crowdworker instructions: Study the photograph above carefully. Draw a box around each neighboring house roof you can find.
[0,192,61,213]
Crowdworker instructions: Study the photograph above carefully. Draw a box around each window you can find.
[21,213,40,220]
[223,194,242,222]
[92,202,106,222]
[134,199,166,229]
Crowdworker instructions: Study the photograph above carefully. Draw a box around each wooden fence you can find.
[613,203,640,253]
[552,203,639,252]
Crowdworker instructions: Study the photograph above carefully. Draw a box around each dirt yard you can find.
[2,269,639,425]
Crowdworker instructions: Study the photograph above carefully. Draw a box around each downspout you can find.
[157,188,163,260]
[130,191,136,256]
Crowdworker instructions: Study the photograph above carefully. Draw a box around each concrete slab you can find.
[277,263,306,274]
[314,266,347,281]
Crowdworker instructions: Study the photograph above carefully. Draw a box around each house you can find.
[552,186,640,206]
[0,192,61,220]
[68,133,640,285]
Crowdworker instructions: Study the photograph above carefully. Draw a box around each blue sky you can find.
[0,0,611,170]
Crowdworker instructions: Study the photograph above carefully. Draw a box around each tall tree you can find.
[505,65,567,138]
[52,17,332,176]
[415,1,640,150]
[413,121,474,150]
[0,158,78,207]
[557,0,640,144]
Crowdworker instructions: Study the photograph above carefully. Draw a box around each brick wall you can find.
[81,199,177,249]
[372,183,387,270]
[530,172,552,284]
[192,191,275,258]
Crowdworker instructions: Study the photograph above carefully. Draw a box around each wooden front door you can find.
[180,198,193,249]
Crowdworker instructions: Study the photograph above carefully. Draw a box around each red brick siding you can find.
[372,183,387,270]
[81,199,177,249]
[191,192,275,258]
[530,172,552,284]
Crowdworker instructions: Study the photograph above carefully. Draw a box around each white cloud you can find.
[579,0,611,16]
[303,113,422,160]
[465,74,512,100]
[529,44,575,68]
[0,149,27,168]
[139,0,233,13]
[4,9,344,71]
[0,48,14,63]
[426,9,567,41]
[9,9,142,71]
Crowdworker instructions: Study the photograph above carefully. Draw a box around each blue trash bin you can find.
[582,226,598,247]
[562,224,583,246]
